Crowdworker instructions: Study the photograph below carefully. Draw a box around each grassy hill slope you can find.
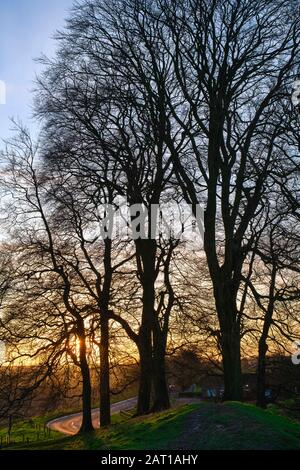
[4,402,300,450]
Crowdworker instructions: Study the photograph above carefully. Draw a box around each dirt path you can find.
[171,403,221,450]
[170,402,300,450]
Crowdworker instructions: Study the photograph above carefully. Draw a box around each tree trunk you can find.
[256,339,268,408]
[213,282,243,402]
[137,325,152,415]
[216,287,242,401]
[78,330,94,434]
[136,239,156,415]
[220,327,243,401]
[100,312,111,426]
[152,326,170,412]
[256,265,276,408]
[99,238,112,427]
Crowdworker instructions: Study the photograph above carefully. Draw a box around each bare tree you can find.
[34,9,182,412]
[244,204,300,406]
[1,127,98,432]
[37,0,299,403]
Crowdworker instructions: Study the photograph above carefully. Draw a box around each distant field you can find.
[2,401,300,450]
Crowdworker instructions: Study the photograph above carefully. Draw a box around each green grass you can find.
[2,401,300,450]
[0,384,138,448]
[0,412,62,447]
[194,402,300,450]
[270,398,300,421]
[6,404,195,451]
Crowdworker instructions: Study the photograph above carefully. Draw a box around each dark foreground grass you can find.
[3,401,300,450]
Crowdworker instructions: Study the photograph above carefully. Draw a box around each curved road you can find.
[47,397,137,435]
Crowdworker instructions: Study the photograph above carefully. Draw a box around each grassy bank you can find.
[0,385,138,448]
[3,401,300,450]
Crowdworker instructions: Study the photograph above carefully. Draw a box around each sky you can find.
[0,0,75,142]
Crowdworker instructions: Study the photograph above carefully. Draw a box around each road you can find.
[47,396,201,436]
[47,397,137,436]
